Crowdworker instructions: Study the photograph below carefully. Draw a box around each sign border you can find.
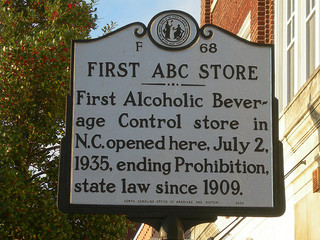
[58,10,285,222]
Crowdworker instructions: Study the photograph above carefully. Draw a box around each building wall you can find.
[135,1,320,239]
[195,0,320,239]
[134,224,159,240]
[200,0,274,44]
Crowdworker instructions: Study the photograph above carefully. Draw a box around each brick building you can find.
[133,224,159,240]
[134,1,320,239]
[188,0,320,239]
[201,0,274,44]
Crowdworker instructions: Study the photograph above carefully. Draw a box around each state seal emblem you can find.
[157,14,190,47]
[148,10,199,50]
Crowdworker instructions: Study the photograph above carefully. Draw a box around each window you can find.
[273,0,320,110]
[306,0,316,78]
[286,0,295,103]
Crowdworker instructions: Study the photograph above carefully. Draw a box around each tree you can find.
[0,0,133,239]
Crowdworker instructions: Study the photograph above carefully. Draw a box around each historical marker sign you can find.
[58,10,285,220]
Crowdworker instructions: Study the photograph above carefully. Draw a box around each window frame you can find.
[276,0,319,111]
[306,0,317,79]
[286,0,296,105]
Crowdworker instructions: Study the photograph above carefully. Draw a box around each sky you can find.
[89,0,200,38]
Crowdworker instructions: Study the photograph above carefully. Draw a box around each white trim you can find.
[315,0,319,68]
[237,12,251,40]
[133,223,145,240]
[211,0,218,13]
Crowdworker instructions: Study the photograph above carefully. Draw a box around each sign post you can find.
[58,10,285,237]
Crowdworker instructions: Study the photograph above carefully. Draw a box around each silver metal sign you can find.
[58,10,285,221]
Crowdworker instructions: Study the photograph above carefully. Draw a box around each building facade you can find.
[201,0,274,44]
[190,0,320,239]
[134,1,320,239]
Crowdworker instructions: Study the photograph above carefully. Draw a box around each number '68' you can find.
[200,43,217,53]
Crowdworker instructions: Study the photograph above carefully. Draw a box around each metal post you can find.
[158,215,185,240]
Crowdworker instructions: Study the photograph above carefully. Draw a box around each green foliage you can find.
[0,0,133,238]
[101,21,117,35]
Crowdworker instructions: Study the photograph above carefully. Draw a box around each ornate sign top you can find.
[148,11,199,50]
